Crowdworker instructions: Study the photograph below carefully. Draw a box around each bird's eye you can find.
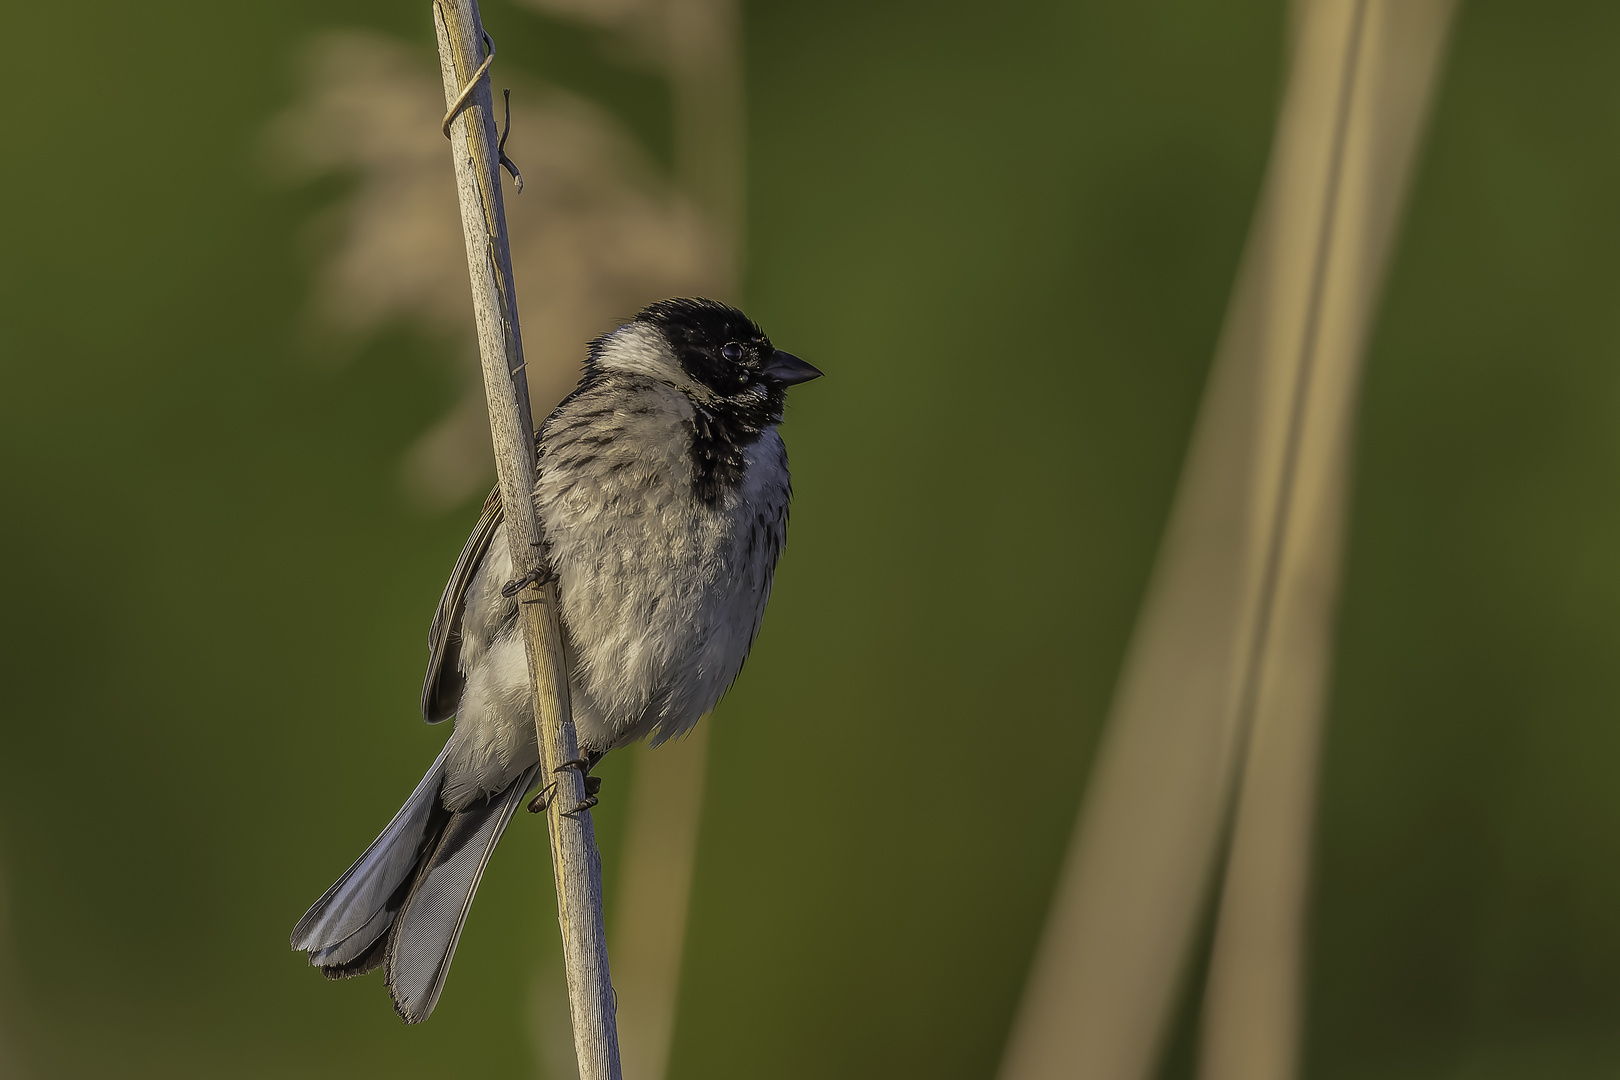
[720,342,744,361]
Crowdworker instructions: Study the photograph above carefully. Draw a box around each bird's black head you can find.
[634,298,822,408]
[604,297,821,505]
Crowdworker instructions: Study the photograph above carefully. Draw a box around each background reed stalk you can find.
[997,3,1459,1079]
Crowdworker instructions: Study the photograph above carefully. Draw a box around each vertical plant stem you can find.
[1197,5,1458,1079]
[996,3,1457,1080]
[613,728,710,1080]
[431,4,621,1078]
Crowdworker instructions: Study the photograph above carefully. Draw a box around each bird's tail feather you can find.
[385,763,541,1023]
[309,863,425,975]
[290,745,452,962]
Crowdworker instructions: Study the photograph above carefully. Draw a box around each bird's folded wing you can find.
[421,484,504,723]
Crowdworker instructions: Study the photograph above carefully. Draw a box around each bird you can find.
[290,298,821,1022]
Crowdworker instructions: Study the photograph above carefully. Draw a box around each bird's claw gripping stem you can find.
[501,565,556,599]
[551,757,601,815]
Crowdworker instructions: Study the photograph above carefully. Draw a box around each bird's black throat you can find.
[686,389,782,507]
[630,298,785,506]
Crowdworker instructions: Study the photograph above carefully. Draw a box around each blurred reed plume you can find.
[267,5,741,1077]
[997,3,1459,1079]
[267,27,724,511]
[518,0,746,287]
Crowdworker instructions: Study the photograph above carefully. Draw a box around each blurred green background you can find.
[3,1,1620,1078]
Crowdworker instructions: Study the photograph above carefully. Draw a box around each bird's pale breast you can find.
[440,376,789,809]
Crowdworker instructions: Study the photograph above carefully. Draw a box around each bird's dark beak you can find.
[760,350,823,386]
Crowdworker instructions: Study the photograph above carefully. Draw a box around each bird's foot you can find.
[553,753,603,778]
[526,776,597,814]
[563,794,598,818]
[500,565,556,599]
[553,755,603,814]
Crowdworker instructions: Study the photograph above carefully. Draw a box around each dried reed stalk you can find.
[1197,5,1458,1079]
[997,4,1457,1079]
[432,3,621,1076]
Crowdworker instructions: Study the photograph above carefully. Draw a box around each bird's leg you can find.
[501,564,556,599]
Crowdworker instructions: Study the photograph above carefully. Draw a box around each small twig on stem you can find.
[430,3,621,1078]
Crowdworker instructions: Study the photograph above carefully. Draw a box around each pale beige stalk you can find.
[1197,5,1458,1080]
[996,4,1458,1080]
[432,4,621,1078]
[612,727,709,1080]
